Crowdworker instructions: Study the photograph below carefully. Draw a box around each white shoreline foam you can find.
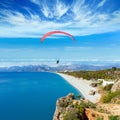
[57,73,101,103]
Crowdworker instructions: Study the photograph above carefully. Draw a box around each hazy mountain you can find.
[0,63,119,72]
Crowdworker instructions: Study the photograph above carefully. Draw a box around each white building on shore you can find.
[102,80,114,86]
[98,79,115,87]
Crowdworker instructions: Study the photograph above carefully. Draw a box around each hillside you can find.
[63,67,120,80]
[63,68,120,104]
[53,94,120,120]
[54,68,120,120]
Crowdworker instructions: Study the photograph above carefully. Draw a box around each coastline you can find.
[56,73,101,103]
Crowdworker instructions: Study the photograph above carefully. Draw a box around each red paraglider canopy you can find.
[41,30,75,42]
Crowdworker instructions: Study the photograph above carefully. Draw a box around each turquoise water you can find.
[0,72,80,120]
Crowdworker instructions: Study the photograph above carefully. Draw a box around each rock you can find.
[90,83,97,87]
[111,96,120,104]
[89,90,96,95]
[111,80,120,92]
[53,93,120,120]
[53,93,75,120]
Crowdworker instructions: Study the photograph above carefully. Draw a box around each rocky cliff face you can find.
[53,93,101,120]
[53,94,120,120]
[53,93,88,120]
[111,80,120,92]
[53,93,75,120]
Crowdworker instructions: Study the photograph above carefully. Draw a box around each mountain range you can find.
[0,63,120,72]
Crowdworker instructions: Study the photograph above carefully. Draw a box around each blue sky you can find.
[0,0,120,66]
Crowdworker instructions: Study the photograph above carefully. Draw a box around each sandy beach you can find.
[57,73,101,103]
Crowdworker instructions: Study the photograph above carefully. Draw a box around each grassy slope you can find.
[62,68,120,80]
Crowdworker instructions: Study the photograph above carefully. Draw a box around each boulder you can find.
[89,90,96,95]
[111,80,120,92]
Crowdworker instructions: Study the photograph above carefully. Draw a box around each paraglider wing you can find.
[41,31,75,42]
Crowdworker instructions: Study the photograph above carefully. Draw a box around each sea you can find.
[0,72,80,120]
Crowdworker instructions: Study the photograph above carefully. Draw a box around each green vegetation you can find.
[75,95,82,100]
[56,93,120,120]
[96,117,104,120]
[90,82,98,87]
[108,115,120,120]
[103,84,113,91]
[57,68,120,120]
[59,100,69,107]
[63,68,120,80]
[63,110,80,120]
[63,68,120,104]
[58,94,97,120]
[101,91,120,103]
[97,107,108,113]
[59,98,73,107]
[79,100,96,109]
[112,67,117,71]
[62,101,96,120]
[111,96,120,104]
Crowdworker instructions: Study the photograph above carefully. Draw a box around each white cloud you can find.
[71,0,85,14]
[34,0,69,19]
[0,0,120,37]
[0,10,72,37]
[30,0,40,5]
[97,0,107,8]
[54,0,69,18]
[40,1,52,18]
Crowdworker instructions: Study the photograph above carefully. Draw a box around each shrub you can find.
[59,102,68,107]
[96,117,104,120]
[74,102,85,114]
[98,108,106,113]
[58,98,69,107]
[101,91,120,103]
[111,96,120,104]
[109,115,119,120]
[75,94,82,100]
[63,110,79,120]
[103,84,113,91]
[79,101,96,109]
[112,67,117,71]
[86,101,96,109]
[90,83,98,87]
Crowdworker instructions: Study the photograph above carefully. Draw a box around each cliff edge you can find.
[53,94,120,120]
